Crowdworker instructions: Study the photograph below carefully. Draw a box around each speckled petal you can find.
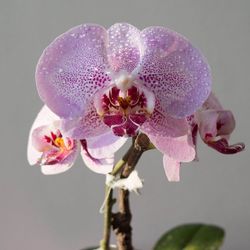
[61,102,110,139]
[137,26,211,118]
[148,134,196,162]
[163,155,180,182]
[107,23,141,73]
[36,24,111,118]
[141,102,188,138]
[27,106,59,165]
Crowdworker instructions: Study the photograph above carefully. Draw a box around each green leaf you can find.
[153,224,225,250]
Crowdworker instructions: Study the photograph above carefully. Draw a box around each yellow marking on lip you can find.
[54,137,66,148]
[117,96,132,109]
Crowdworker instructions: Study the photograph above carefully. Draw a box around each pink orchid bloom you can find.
[194,92,245,154]
[35,23,211,178]
[36,23,211,142]
[27,106,127,174]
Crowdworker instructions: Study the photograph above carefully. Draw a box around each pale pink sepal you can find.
[87,131,127,159]
[163,155,180,182]
[81,146,114,174]
[148,134,196,162]
[80,132,127,174]
[27,106,59,165]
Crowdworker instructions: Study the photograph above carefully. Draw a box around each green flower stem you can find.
[100,186,114,250]
[100,143,134,250]
[114,134,151,250]
[101,133,151,250]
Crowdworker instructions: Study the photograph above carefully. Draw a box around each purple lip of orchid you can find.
[94,71,155,136]
[39,129,76,165]
[36,23,211,138]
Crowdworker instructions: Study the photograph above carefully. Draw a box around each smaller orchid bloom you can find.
[194,93,245,154]
[145,93,245,182]
[28,106,127,175]
[27,106,78,174]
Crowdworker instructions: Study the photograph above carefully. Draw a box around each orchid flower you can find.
[36,23,211,138]
[35,23,211,177]
[194,92,245,154]
[27,106,127,174]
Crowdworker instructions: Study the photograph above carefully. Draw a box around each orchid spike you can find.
[27,106,127,174]
[36,23,211,139]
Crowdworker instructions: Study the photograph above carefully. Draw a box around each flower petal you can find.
[81,143,114,174]
[61,102,110,139]
[141,102,188,138]
[148,134,196,162]
[202,92,223,110]
[86,131,127,159]
[31,125,55,152]
[36,24,111,118]
[197,108,245,155]
[29,105,59,128]
[137,26,211,117]
[107,23,141,73]
[27,106,59,165]
[197,110,235,140]
[27,140,43,166]
[41,144,79,175]
[187,115,199,161]
[206,138,245,154]
[163,154,180,182]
